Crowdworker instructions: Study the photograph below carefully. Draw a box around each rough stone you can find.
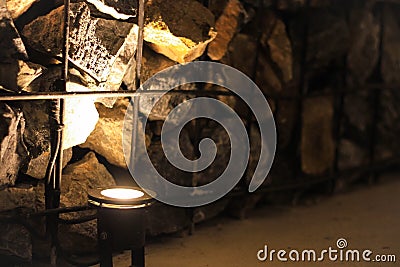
[381,4,400,84]
[0,0,27,63]
[88,24,139,107]
[207,0,244,60]
[255,12,293,94]
[195,121,231,186]
[0,185,41,262]
[339,91,371,170]
[208,0,229,18]
[143,129,194,188]
[22,2,136,83]
[6,0,36,19]
[267,16,293,84]
[59,152,116,238]
[338,139,368,170]
[0,60,44,93]
[255,52,282,94]
[0,224,32,261]
[144,0,216,63]
[0,185,37,211]
[135,47,195,121]
[16,75,99,178]
[20,84,99,150]
[276,99,298,149]
[301,96,335,175]
[347,7,380,86]
[80,98,152,168]
[85,0,137,20]
[376,89,400,160]
[306,9,350,70]
[24,148,72,179]
[0,103,25,187]
[223,33,257,77]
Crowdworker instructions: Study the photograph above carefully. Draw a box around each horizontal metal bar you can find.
[0,82,399,101]
[0,90,167,101]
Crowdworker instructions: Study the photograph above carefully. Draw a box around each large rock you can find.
[0,185,43,262]
[376,89,400,160]
[306,9,350,70]
[266,14,293,84]
[18,73,99,178]
[144,0,216,63]
[0,0,27,63]
[22,2,138,107]
[339,91,371,169]
[24,148,72,179]
[6,0,36,19]
[90,24,138,107]
[0,224,32,261]
[338,139,368,170]
[21,83,99,149]
[381,4,400,84]
[133,47,195,122]
[222,33,257,77]
[0,152,115,260]
[195,121,232,186]
[0,185,37,211]
[207,0,245,60]
[60,151,116,206]
[81,98,152,168]
[301,96,335,175]
[148,129,193,184]
[347,6,380,86]
[0,60,43,93]
[255,12,293,94]
[85,0,137,20]
[0,103,25,187]
[59,152,116,238]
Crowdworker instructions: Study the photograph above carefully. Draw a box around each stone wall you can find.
[0,0,399,262]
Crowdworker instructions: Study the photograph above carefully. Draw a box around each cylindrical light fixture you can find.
[88,186,154,267]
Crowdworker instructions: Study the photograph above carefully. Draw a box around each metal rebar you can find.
[135,0,145,87]
[2,82,400,102]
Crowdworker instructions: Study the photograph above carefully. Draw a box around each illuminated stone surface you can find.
[0,103,24,187]
[0,0,27,63]
[22,2,135,82]
[6,0,36,19]
[81,98,152,168]
[301,96,335,175]
[207,0,244,60]
[144,0,216,63]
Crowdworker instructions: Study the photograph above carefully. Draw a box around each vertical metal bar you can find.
[295,0,311,180]
[368,2,385,184]
[130,0,145,177]
[135,0,145,88]
[130,0,146,265]
[45,0,69,265]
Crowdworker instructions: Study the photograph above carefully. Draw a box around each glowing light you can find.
[101,188,144,200]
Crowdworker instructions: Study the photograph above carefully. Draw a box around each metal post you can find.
[44,0,69,265]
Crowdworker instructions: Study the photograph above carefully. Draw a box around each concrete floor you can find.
[111,174,400,267]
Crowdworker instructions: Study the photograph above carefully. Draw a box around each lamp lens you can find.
[101,188,144,199]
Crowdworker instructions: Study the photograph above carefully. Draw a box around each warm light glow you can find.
[101,188,144,200]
